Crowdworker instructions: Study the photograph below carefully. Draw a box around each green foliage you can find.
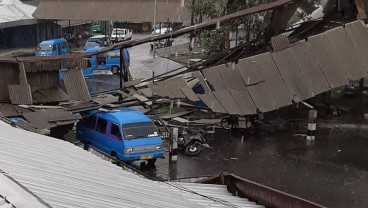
[200,29,226,56]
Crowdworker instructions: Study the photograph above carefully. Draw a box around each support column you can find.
[307,109,317,141]
[169,127,178,181]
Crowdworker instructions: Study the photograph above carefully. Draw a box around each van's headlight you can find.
[156,145,162,150]
[125,148,134,153]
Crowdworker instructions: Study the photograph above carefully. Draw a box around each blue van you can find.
[85,46,130,74]
[76,108,164,164]
[84,35,110,51]
[35,38,70,56]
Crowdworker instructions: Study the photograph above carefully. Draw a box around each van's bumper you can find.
[120,150,164,162]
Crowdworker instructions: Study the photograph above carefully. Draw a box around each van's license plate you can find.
[140,155,153,160]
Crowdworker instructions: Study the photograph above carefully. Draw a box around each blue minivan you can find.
[76,108,164,164]
[85,46,130,75]
[35,38,70,56]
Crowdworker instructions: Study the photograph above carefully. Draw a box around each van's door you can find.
[94,117,111,154]
[106,122,124,158]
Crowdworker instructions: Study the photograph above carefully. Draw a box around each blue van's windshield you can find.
[123,122,159,140]
[37,44,53,51]
[85,38,103,46]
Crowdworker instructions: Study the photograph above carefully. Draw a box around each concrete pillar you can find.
[169,128,178,162]
[307,109,317,141]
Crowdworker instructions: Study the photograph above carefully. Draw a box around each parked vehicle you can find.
[84,35,110,51]
[77,108,164,164]
[178,129,208,156]
[110,28,133,43]
[151,27,173,36]
[85,46,130,74]
[91,21,102,33]
[35,38,70,56]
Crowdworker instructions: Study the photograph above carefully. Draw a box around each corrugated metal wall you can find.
[27,71,59,92]
[0,63,19,101]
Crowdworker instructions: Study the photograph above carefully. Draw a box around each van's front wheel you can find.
[147,159,157,165]
[111,66,120,75]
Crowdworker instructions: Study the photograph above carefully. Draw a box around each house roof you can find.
[0,120,264,208]
[33,0,191,23]
[0,0,37,28]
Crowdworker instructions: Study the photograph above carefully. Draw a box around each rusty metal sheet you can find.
[344,21,368,69]
[63,102,99,113]
[325,26,367,81]
[0,104,20,117]
[252,53,292,108]
[163,77,186,98]
[23,110,55,130]
[288,41,331,96]
[271,49,313,101]
[237,58,276,112]
[193,71,211,94]
[8,84,33,105]
[202,65,227,91]
[213,90,241,115]
[93,94,119,105]
[229,90,257,115]
[198,93,226,113]
[34,87,70,103]
[218,63,247,90]
[46,108,82,122]
[307,33,349,88]
[16,121,39,133]
[271,34,290,51]
[62,69,91,101]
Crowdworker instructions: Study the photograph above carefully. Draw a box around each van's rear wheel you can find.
[111,66,120,75]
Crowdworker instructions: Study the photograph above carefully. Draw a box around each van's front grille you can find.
[132,145,158,153]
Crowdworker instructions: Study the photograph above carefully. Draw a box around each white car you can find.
[151,27,173,36]
[110,28,133,43]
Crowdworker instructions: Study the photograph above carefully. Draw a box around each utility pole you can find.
[153,0,157,58]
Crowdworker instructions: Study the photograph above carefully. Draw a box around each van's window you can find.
[53,44,57,51]
[61,42,68,49]
[81,115,97,129]
[96,118,107,134]
[123,122,159,140]
[37,44,52,51]
[106,51,119,58]
[85,38,103,47]
[111,123,121,139]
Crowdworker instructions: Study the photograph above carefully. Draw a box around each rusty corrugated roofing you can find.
[93,94,119,105]
[0,104,20,117]
[271,34,290,51]
[62,69,91,102]
[8,84,33,105]
[33,0,191,23]
[23,110,55,129]
[344,21,368,68]
[33,87,70,103]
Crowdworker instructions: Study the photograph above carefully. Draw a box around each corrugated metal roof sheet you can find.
[218,63,247,90]
[288,40,331,96]
[307,33,349,88]
[271,49,313,100]
[8,84,33,105]
[33,87,70,103]
[198,93,227,113]
[344,21,368,68]
[229,90,257,115]
[0,0,36,27]
[252,53,292,108]
[93,94,119,105]
[33,0,191,23]
[271,34,290,51]
[22,110,56,129]
[325,27,367,81]
[237,58,276,112]
[193,71,211,94]
[0,121,264,208]
[62,69,91,102]
[0,104,20,117]
[202,65,227,91]
[213,90,242,115]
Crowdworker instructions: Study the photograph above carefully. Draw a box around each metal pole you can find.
[153,0,157,58]
[307,109,317,141]
[119,48,123,89]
